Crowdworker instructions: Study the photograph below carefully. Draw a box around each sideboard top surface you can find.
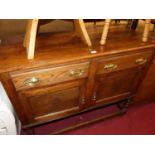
[0,24,155,73]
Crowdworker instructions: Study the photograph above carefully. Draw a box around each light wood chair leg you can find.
[100,19,111,45]
[23,19,39,60]
[23,20,33,47]
[142,19,151,42]
[73,19,92,47]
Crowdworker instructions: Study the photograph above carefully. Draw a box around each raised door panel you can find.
[93,68,142,105]
[18,80,86,124]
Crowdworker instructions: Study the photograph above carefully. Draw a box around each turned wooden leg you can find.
[23,19,39,60]
[117,98,131,114]
[73,19,92,47]
[142,19,151,42]
[100,19,111,45]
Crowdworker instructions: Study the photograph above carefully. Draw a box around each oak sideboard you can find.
[0,25,155,134]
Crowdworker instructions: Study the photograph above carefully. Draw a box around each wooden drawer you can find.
[10,62,89,91]
[97,51,153,74]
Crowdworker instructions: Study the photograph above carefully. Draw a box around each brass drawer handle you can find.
[104,64,118,71]
[69,69,84,77]
[135,58,147,65]
[24,77,40,86]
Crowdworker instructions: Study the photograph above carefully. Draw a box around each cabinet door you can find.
[93,68,142,105]
[17,80,86,124]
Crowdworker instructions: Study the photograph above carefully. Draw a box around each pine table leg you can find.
[142,19,151,42]
[74,19,92,47]
[24,19,91,60]
[100,19,111,45]
[23,19,39,60]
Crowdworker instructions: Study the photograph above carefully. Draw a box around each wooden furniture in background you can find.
[100,19,152,45]
[23,19,92,60]
[134,54,155,103]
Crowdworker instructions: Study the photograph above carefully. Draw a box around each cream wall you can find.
[0,19,74,35]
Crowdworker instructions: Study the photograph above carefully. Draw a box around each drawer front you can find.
[97,51,153,74]
[11,62,89,91]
